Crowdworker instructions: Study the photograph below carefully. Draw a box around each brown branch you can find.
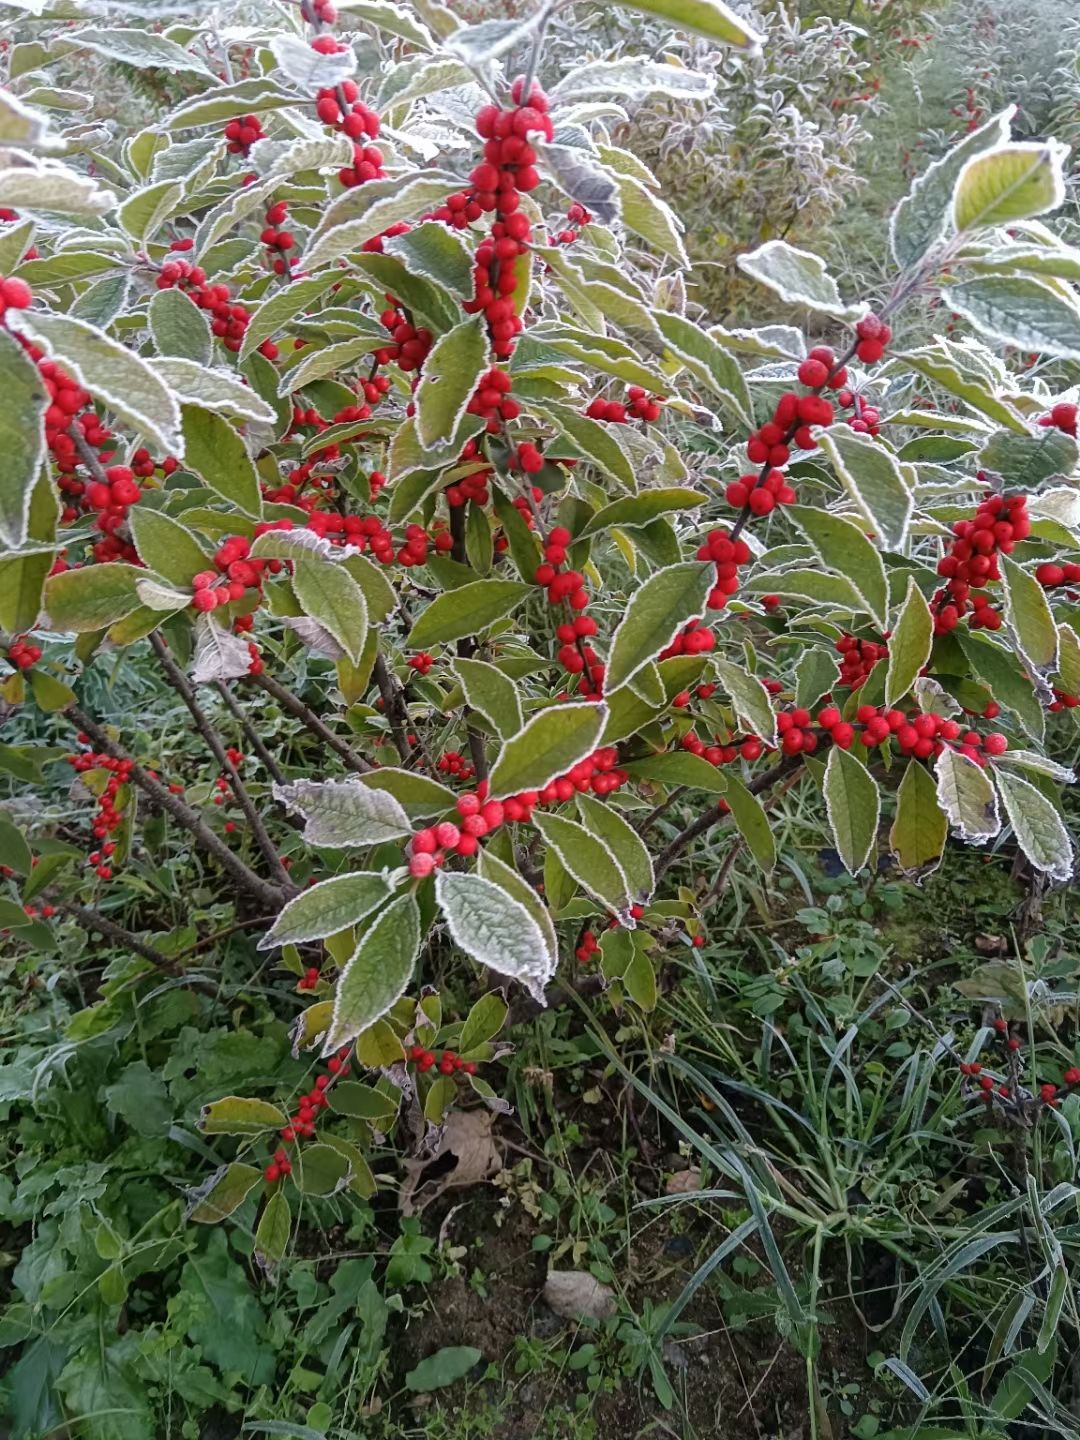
[65,704,290,911]
[214,680,286,786]
[149,634,292,887]
[173,914,278,960]
[249,669,372,774]
[69,425,110,484]
[448,505,490,782]
[54,897,178,972]
[372,653,411,763]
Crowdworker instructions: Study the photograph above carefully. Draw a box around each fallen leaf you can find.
[665,1167,702,1195]
[399,1108,501,1215]
[543,1269,617,1321]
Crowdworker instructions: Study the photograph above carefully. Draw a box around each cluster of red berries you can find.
[585,387,664,425]
[157,244,266,355]
[551,201,591,245]
[211,748,244,809]
[298,965,321,991]
[466,366,520,432]
[534,529,604,692]
[317,82,385,188]
[853,312,892,365]
[260,199,297,276]
[1036,561,1080,589]
[681,729,766,767]
[407,652,434,675]
[836,635,888,690]
[264,1045,354,1182]
[959,1019,1080,1112]
[1039,401,1078,437]
[435,751,475,782]
[659,619,716,660]
[933,491,1031,634]
[374,301,433,372]
[408,1045,477,1076]
[0,272,32,321]
[191,535,279,613]
[64,746,137,876]
[778,703,1009,763]
[6,638,41,670]
[447,441,494,509]
[697,527,753,611]
[724,466,797,517]
[575,928,599,963]
[223,113,265,155]
[1051,688,1080,713]
[842,390,882,437]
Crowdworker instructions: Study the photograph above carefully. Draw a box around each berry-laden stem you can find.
[213,680,286,786]
[52,895,178,972]
[149,634,293,887]
[654,751,809,879]
[248,669,373,774]
[65,703,291,911]
[372,653,411,763]
[68,424,111,484]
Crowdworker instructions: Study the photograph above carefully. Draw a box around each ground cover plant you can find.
[1,0,1080,1435]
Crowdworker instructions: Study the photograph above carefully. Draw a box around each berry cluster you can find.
[853,312,892,365]
[696,527,753,611]
[659,619,716,660]
[585,386,664,424]
[0,272,32,321]
[261,199,296,277]
[681,729,765,767]
[933,491,1031,634]
[156,248,261,355]
[958,1018,1080,1116]
[835,634,888,690]
[575,927,599,963]
[223,113,265,155]
[190,535,279,613]
[551,201,591,245]
[298,965,321,991]
[316,81,385,188]
[408,1044,477,1076]
[724,466,796,517]
[466,366,520,432]
[6,638,41,670]
[1036,561,1080,590]
[375,302,433,372]
[1039,401,1078,438]
[435,750,475,781]
[407,652,434,675]
[533,527,604,695]
[64,746,136,877]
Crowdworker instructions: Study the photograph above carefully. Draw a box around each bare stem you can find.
[149,634,292,887]
[54,896,177,971]
[213,680,286,786]
[249,670,372,774]
[372,654,411,763]
[65,703,289,911]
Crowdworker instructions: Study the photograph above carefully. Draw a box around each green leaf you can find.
[273,777,412,848]
[0,816,32,875]
[623,942,657,1011]
[615,171,687,265]
[238,274,339,361]
[891,105,1013,266]
[712,658,777,744]
[978,427,1077,488]
[1000,556,1058,672]
[608,0,761,47]
[22,849,73,901]
[476,849,557,969]
[44,563,141,632]
[406,578,530,648]
[576,792,654,900]
[187,1163,263,1223]
[621,750,727,793]
[532,811,632,917]
[259,872,395,949]
[406,1346,482,1393]
[162,78,299,130]
[452,657,523,739]
[795,647,838,711]
[814,429,914,554]
[0,328,48,548]
[458,991,509,1052]
[293,558,368,665]
[886,578,934,705]
[324,892,422,1053]
[787,504,888,629]
[946,275,1080,358]
[952,141,1067,233]
[539,402,637,491]
[157,358,276,426]
[823,748,880,876]
[435,870,554,1002]
[28,669,75,712]
[995,768,1073,882]
[385,221,475,299]
[934,747,1000,843]
[414,316,488,452]
[736,240,862,319]
[743,569,863,609]
[199,1096,288,1136]
[277,332,387,397]
[606,562,712,693]
[60,26,214,75]
[652,313,752,427]
[254,1191,290,1273]
[9,309,182,456]
[956,630,1044,741]
[890,759,948,876]
[180,405,262,517]
[129,508,210,588]
[148,285,214,361]
[488,701,607,799]
[578,488,704,539]
[720,772,775,872]
[294,1143,353,1196]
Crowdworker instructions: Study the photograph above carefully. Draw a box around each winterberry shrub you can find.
[0,0,1079,1262]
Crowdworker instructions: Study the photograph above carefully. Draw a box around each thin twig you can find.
[249,670,372,774]
[213,680,286,786]
[372,654,411,763]
[150,634,292,887]
[54,897,177,971]
[66,704,289,911]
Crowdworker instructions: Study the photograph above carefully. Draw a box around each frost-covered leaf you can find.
[577,791,654,900]
[191,615,253,683]
[187,1163,262,1223]
[996,769,1073,882]
[260,871,396,949]
[824,747,880,876]
[148,287,212,365]
[787,504,888,628]
[488,702,607,799]
[293,558,368,664]
[407,578,530,647]
[0,328,47,549]
[815,427,914,553]
[414,315,488,451]
[199,1095,287,1135]
[609,0,762,49]
[532,811,633,918]
[270,32,357,89]
[542,144,620,227]
[60,26,214,76]
[180,405,262,516]
[886,578,934,706]
[323,892,421,1053]
[935,748,1000,843]
[273,777,411,847]
[436,870,554,1004]
[452,657,522,739]
[156,358,275,425]
[606,562,712,692]
[890,759,948,877]
[712,659,777,744]
[952,141,1068,234]
[736,240,864,320]
[1000,555,1058,672]
[946,275,1080,358]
